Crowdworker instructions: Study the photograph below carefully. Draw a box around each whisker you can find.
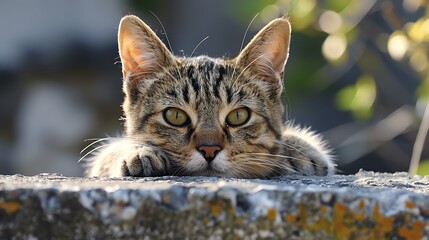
[191,36,210,57]
[234,154,296,176]
[232,54,266,89]
[78,144,111,163]
[274,140,312,154]
[148,10,184,82]
[240,152,313,165]
[148,10,173,53]
[80,138,110,154]
[231,12,260,81]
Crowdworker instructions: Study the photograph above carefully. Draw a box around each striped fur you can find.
[84,15,335,178]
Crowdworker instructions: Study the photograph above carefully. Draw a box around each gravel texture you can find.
[1,170,429,239]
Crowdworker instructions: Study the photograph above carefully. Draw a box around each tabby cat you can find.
[84,15,335,178]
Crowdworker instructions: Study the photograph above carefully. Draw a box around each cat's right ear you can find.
[236,17,291,84]
[118,15,175,81]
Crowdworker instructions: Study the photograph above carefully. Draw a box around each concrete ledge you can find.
[1,171,429,239]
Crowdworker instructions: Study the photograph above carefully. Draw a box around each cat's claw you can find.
[121,147,169,177]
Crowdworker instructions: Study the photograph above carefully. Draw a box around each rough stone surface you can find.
[1,170,429,239]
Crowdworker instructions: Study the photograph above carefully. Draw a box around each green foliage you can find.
[324,0,352,12]
[336,75,376,120]
[274,1,429,120]
[417,76,429,101]
[231,0,429,173]
[417,160,429,176]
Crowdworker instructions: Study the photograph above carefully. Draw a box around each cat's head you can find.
[118,15,291,178]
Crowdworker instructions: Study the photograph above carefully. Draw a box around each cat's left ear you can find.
[118,15,176,81]
[236,17,291,83]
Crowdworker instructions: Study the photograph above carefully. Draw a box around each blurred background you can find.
[1,0,428,176]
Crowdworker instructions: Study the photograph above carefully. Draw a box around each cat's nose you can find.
[197,145,222,162]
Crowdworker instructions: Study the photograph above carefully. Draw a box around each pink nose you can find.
[198,145,221,162]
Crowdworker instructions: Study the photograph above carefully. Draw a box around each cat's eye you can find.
[163,108,189,127]
[226,107,250,127]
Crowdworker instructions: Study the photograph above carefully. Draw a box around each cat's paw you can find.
[282,126,336,176]
[121,146,170,177]
[287,147,334,176]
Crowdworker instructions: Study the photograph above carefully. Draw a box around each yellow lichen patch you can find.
[311,218,331,232]
[161,194,170,204]
[333,202,351,239]
[358,199,365,210]
[209,201,223,217]
[0,201,20,214]
[334,202,348,214]
[227,207,235,215]
[285,214,296,223]
[371,204,394,238]
[297,203,309,228]
[320,205,329,214]
[405,201,416,209]
[398,221,425,240]
[354,211,365,221]
[235,217,244,225]
[266,208,277,221]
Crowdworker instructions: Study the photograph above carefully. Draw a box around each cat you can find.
[84,15,335,178]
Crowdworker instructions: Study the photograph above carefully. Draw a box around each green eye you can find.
[226,107,250,127]
[163,108,189,126]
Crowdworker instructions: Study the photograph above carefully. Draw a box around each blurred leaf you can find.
[409,48,429,72]
[406,17,429,43]
[230,0,277,22]
[325,0,352,12]
[129,0,162,12]
[417,76,429,101]
[336,75,376,120]
[345,27,358,42]
[289,0,317,30]
[416,160,429,176]
[284,32,326,101]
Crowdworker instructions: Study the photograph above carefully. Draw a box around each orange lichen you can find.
[358,200,365,210]
[0,201,20,214]
[285,214,296,223]
[372,205,394,235]
[332,202,351,238]
[235,217,244,225]
[352,209,366,221]
[266,208,277,221]
[259,200,426,239]
[312,218,331,232]
[405,201,416,209]
[209,201,223,217]
[161,194,170,204]
[398,221,424,240]
[320,205,329,214]
[227,207,235,215]
[297,203,309,227]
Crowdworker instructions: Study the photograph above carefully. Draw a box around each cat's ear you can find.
[118,15,175,80]
[236,17,291,82]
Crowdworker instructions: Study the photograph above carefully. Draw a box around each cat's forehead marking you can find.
[178,56,230,105]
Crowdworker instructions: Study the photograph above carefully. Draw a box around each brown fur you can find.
[84,15,335,178]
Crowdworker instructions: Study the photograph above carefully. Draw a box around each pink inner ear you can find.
[120,30,151,77]
[118,17,175,81]
[269,38,288,74]
[121,46,138,76]
[237,18,291,82]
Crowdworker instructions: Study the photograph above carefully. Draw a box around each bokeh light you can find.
[387,31,409,61]
[319,10,343,34]
[322,34,347,61]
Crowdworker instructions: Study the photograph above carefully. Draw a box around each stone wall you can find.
[1,171,428,239]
